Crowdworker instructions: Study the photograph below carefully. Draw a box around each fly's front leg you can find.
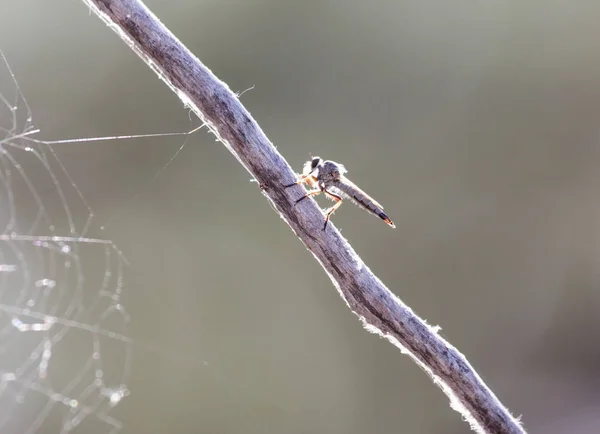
[322,190,343,230]
[285,173,322,207]
[284,173,312,188]
[295,189,322,204]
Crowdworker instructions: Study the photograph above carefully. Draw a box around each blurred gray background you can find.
[2,1,600,433]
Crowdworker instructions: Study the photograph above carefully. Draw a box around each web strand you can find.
[0,50,140,434]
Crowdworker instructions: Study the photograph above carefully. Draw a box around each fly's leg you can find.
[295,189,322,204]
[284,179,302,188]
[284,173,312,188]
[286,173,322,206]
[323,190,343,230]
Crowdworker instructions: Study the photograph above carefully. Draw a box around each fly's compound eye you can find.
[310,157,322,170]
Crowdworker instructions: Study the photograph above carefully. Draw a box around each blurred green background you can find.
[2,1,600,433]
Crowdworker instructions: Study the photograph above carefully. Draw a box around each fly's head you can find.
[303,156,323,176]
[299,156,323,189]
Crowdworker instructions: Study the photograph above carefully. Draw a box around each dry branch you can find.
[80,1,526,433]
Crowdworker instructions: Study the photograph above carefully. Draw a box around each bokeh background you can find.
[2,1,600,433]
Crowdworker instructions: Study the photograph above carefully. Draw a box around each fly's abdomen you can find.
[334,180,395,228]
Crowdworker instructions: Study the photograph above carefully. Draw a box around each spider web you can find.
[0,54,132,433]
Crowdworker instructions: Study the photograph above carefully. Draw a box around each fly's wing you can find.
[332,175,396,228]
[334,175,385,210]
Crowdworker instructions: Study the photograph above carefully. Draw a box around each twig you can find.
[80,1,526,432]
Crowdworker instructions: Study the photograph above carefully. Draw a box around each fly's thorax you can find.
[318,160,346,184]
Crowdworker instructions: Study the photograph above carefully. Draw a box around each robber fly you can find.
[285,156,395,230]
